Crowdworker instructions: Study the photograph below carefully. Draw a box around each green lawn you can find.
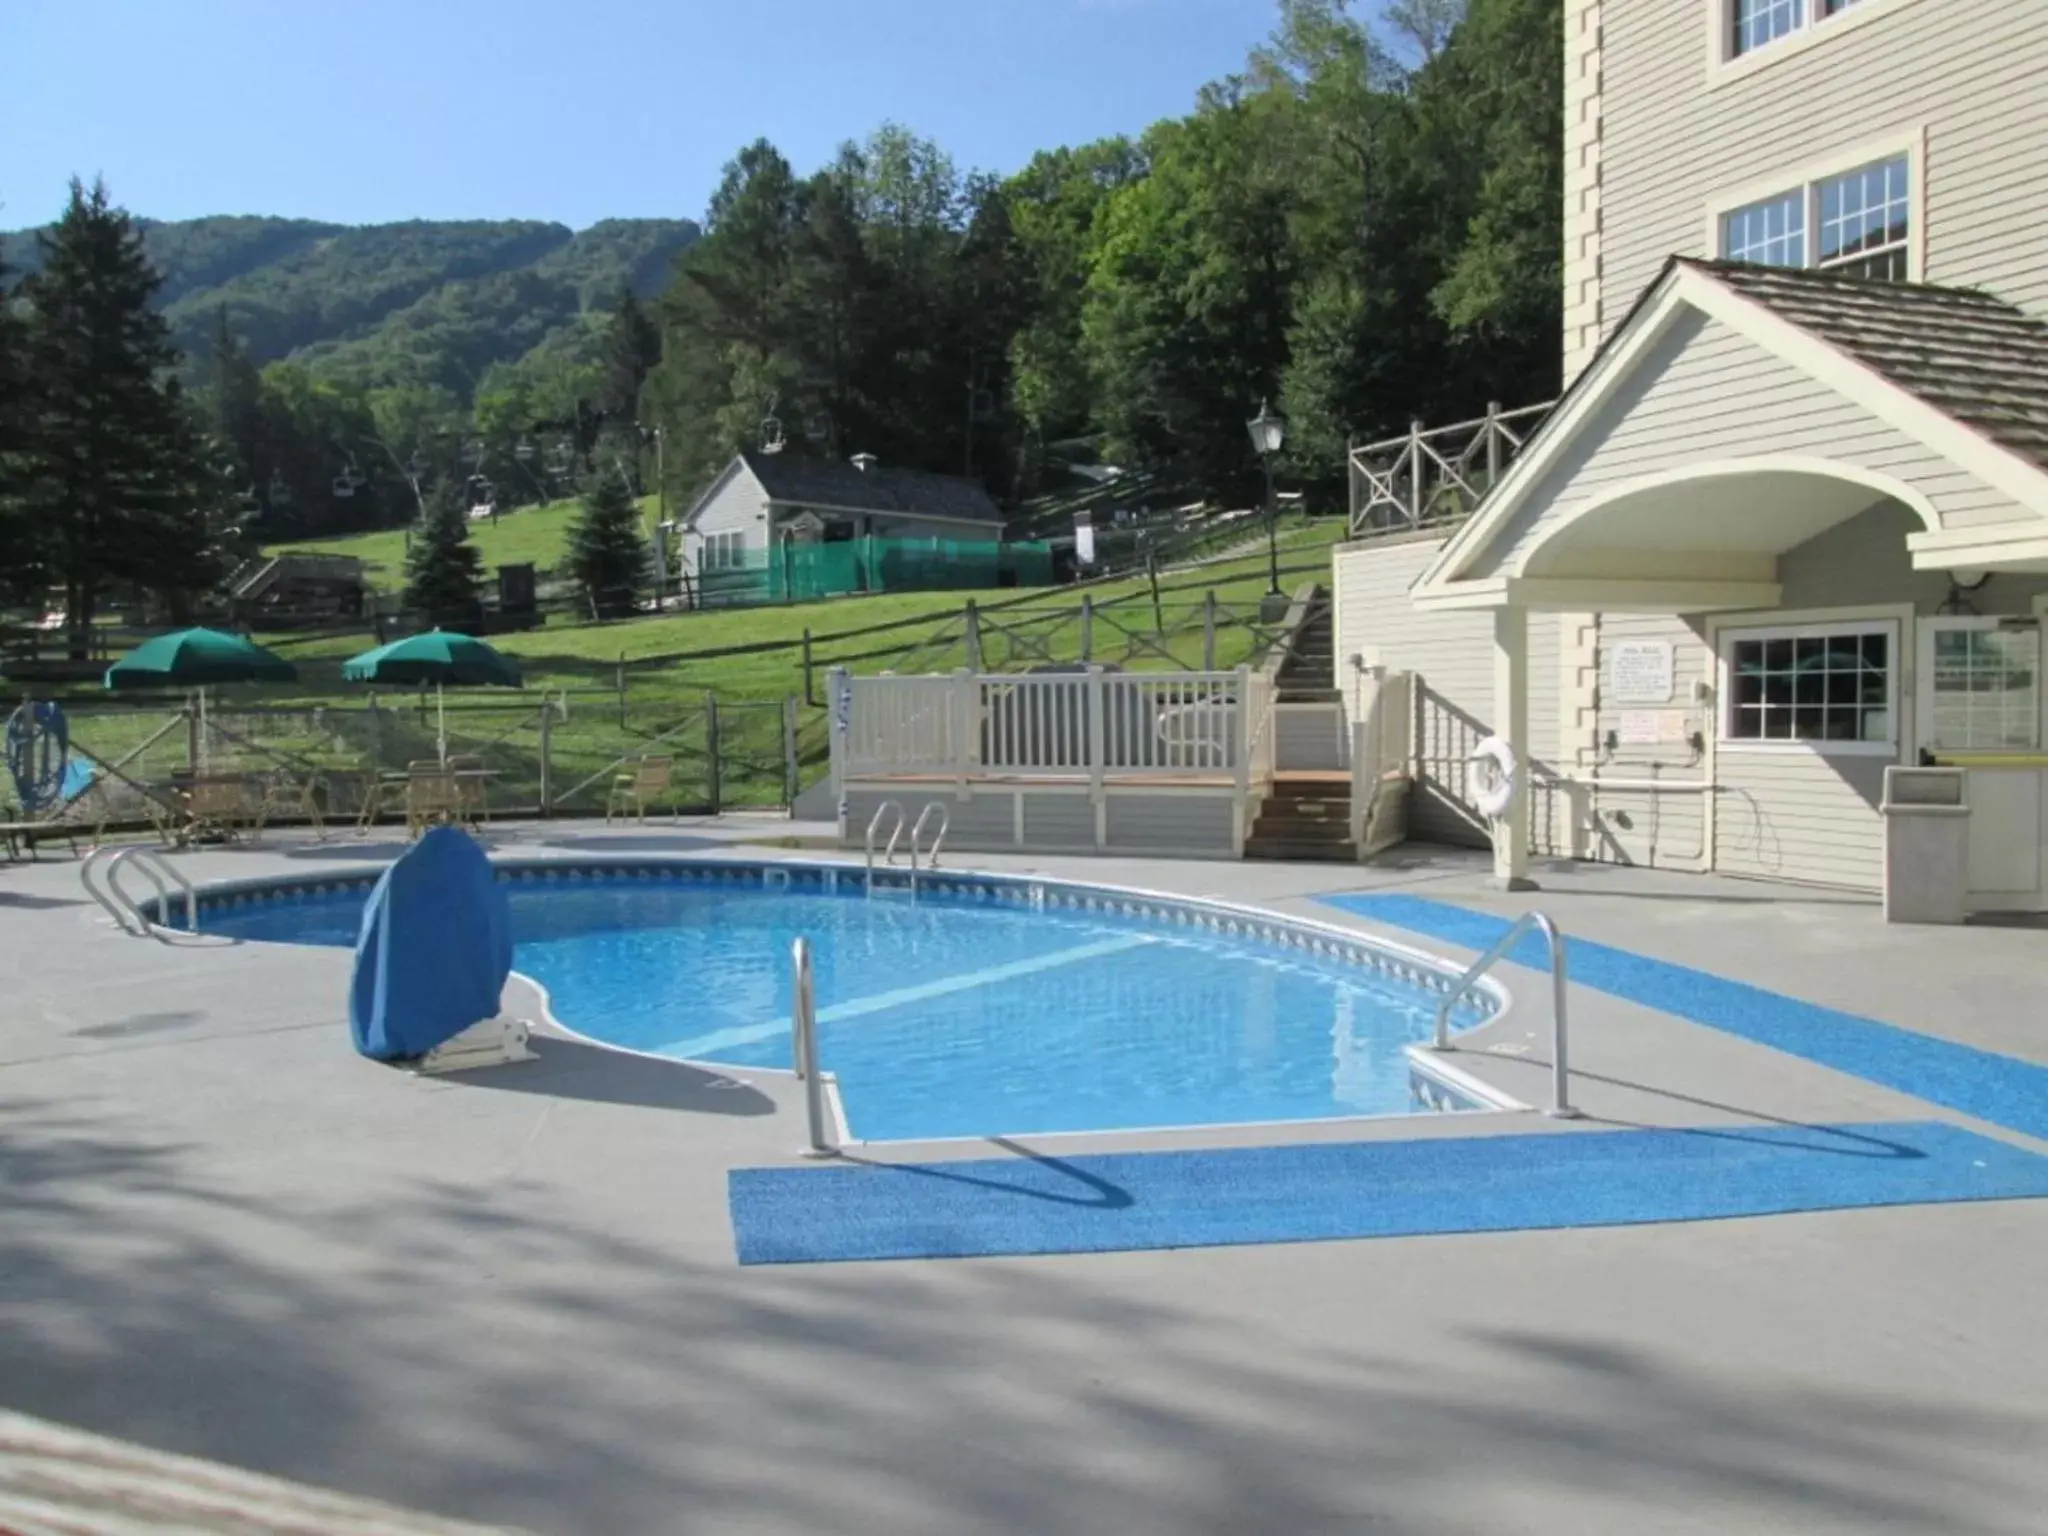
[256,514,1345,700]
[44,516,1345,819]
[264,495,658,590]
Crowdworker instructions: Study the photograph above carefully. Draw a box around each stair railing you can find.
[1430,909,1579,1119]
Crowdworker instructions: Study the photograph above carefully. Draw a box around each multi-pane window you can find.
[699,531,747,571]
[1817,157,1910,279]
[1732,0,1869,58]
[1724,622,1896,749]
[1733,0,1802,55]
[1927,627,2041,752]
[1723,190,1806,267]
[1719,154,1910,281]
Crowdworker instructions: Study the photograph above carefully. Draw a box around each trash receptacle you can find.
[1880,766,1970,924]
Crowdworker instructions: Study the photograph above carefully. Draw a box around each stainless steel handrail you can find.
[864,800,905,890]
[80,845,145,936]
[908,801,949,886]
[1431,909,1579,1119]
[107,846,199,937]
[789,937,838,1158]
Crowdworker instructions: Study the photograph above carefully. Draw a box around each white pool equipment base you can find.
[414,1016,536,1075]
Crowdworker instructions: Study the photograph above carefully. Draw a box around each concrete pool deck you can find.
[2,819,2045,1533]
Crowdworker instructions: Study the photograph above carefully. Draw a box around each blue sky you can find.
[2,0,1289,230]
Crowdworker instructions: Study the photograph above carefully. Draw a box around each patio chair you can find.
[447,753,491,827]
[173,774,269,846]
[404,763,464,839]
[607,755,677,824]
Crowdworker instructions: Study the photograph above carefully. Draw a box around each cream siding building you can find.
[1334,0,2048,907]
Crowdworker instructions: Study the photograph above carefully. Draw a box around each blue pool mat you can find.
[728,1120,2048,1264]
[1323,893,2048,1143]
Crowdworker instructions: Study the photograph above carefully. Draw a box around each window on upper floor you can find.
[1719,153,1912,281]
[1729,0,1866,58]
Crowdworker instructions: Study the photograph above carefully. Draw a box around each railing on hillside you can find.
[1348,401,1554,538]
[837,666,1273,784]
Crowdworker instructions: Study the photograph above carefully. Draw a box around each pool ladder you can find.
[81,844,199,939]
[862,800,950,894]
[1429,909,1579,1119]
[789,936,838,1158]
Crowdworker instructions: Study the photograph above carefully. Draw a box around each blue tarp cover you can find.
[349,826,512,1061]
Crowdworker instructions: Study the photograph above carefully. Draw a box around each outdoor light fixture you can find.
[1246,399,1288,600]
[1246,399,1286,458]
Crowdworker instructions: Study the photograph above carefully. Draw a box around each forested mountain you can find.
[2,0,1560,630]
[0,215,699,395]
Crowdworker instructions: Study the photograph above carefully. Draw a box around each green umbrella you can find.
[340,630,522,688]
[104,627,299,690]
[340,630,522,763]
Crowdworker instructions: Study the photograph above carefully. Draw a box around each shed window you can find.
[1722,621,1897,753]
[700,531,748,571]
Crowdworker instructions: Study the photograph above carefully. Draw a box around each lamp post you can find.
[1246,398,1287,599]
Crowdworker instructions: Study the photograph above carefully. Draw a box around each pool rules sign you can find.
[1608,640,1675,705]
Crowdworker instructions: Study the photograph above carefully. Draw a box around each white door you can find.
[1916,615,2048,910]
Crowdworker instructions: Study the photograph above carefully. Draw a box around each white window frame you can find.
[1712,611,1906,758]
[1708,0,1923,85]
[1703,129,1926,283]
[697,530,748,572]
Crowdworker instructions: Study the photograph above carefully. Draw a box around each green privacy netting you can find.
[696,535,1057,606]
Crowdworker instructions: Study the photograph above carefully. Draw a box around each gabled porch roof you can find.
[1412,260,2048,612]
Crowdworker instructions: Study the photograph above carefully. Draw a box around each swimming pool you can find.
[190,860,1511,1141]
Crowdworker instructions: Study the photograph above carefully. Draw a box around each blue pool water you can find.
[204,871,1481,1140]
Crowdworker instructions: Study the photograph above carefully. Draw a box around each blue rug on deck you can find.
[1323,893,2048,1143]
[727,1120,2048,1264]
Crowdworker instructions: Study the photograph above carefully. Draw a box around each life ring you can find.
[1468,735,1517,820]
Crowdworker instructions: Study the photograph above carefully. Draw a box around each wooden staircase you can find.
[1274,594,1339,703]
[1244,775,1356,862]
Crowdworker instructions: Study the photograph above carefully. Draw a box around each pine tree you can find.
[567,466,648,620]
[404,481,485,627]
[0,243,35,604]
[21,179,206,654]
[598,287,663,426]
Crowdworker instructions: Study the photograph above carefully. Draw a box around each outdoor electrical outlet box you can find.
[1880,766,1970,925]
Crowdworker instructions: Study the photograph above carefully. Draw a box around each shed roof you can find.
[739,451,1004,524]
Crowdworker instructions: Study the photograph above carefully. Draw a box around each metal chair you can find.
[607,755,676,824]
[404,763,463,839]
[446,754,490,827]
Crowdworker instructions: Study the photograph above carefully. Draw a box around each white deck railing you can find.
[836,666,1274,785]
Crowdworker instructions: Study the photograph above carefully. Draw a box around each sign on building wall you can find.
[1616,710,1692,747]
[1608,640,1675,704]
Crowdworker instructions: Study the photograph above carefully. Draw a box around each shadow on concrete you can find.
[440,1036,774,1117]
[0,1092,2039,1536]
[283,840,412,862]
[1968,910,2048,930]
[0,889,90,910]
[527,832,733,854]
[71,1011,208,1042]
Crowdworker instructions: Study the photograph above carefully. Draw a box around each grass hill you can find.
[0,214,699,397]
[266,495,649,592]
